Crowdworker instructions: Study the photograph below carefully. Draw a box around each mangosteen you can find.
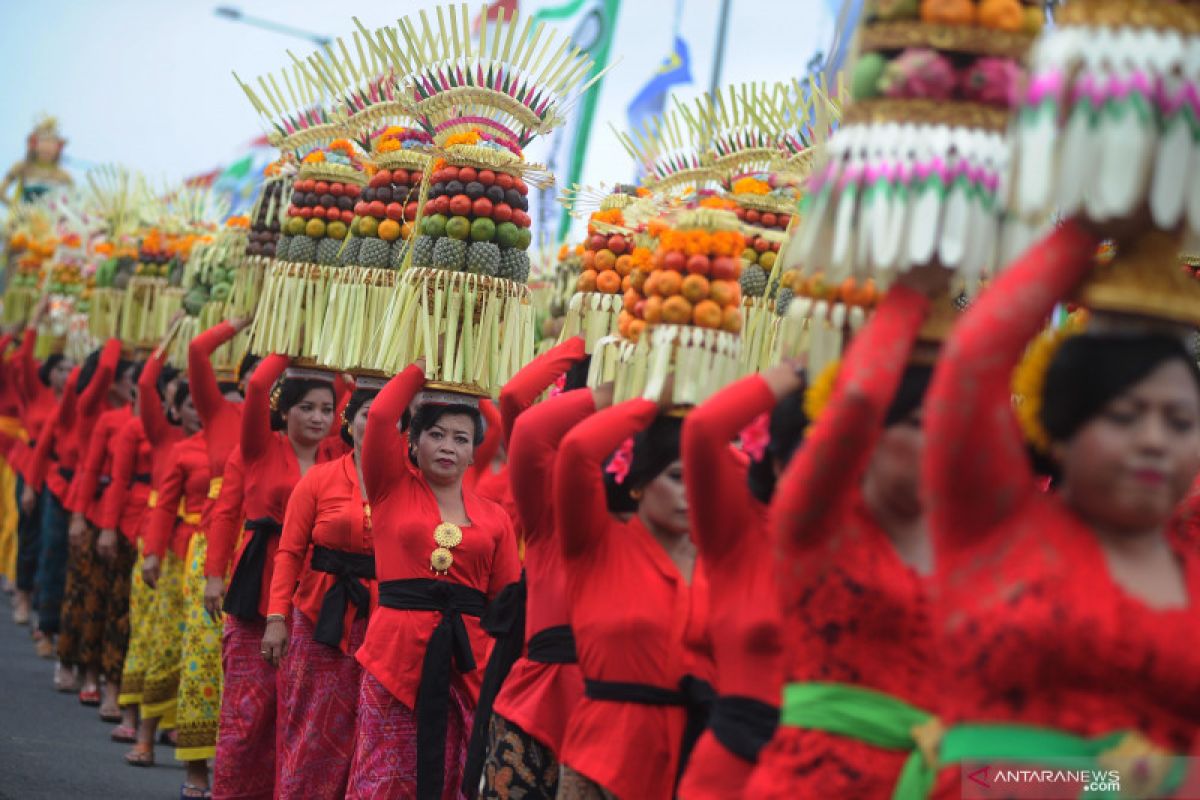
[430,182,446,198]
[362,187,376,203]
[375,187,392,203]
[392,183,411,199]
[307,192,322,207]
[485,185,505,204]
[337,196,354,211]
[445,180,464,196]
[465,181,485,200]
[505,188,525,210]
[319,193,336,208]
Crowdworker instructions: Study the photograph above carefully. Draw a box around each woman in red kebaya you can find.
[260,385,379,800]
[921,222,1200,796]
[124,381,206,772]
[211,355,336,800]
[744,273,949,800]
[676,360,807,800]
[349,363,519,800]
[553,390,713,800]
[471,337,591,799]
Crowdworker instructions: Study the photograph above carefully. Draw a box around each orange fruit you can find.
[721,306,742,333]
[839,277,857,303]
[656,270,683,298]
[643,296,664,324]
[581,250,596,270]
[594,249,616,272]
[662,295,693,325]
[709,279,739,308]
[618,310,633,338]
[681,274,710,304]
[629,268,648,292]
[577,269,598,293]
[623,288,640,313]
[377,219,402,242]
[628,319,647,342]
[596,269,622,294]
[614,254,633,277]
[692,299,723,329]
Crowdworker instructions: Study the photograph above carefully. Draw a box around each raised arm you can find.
[362,363,424,502]
[684,372,782,563]
[78,338,121,418]
[923,220,1099,551]
[97,418,139,531]
[268,467,320,619]
[144,445,185,560]
[204,446,245,578]
[28,368,79,490]
[138,354,173,447]
[771,284,930,553]
[241,353,287,463]
[468,400,503,486]
[189,321,238,428]
[498,336,587,447]
[556,398,658,560]
[509,388,596,541]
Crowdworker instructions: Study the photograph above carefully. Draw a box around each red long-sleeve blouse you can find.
[745,284,937,800]
[678,373,784,800]
[73,405,132,527]
[189,321,244,480]
[29,367,80,497]
[554,398,712,800]
[356,364,521,708]
[204,445,245,579]
[64,338,122,513]
[922,222,1200,789]
[144,432,210,561]
[491,337,588,751]
[11,330,53,482]
[269,453,375,654]
[96,416,153,543]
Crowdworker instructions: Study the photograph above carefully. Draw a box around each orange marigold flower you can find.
[732,177,770,195]
[303,151,326,164]
[377,139,402,154]
[445,130,483,148]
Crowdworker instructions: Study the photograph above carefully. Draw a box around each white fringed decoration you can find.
[605,324,743,407]
[558,291,623,354]
[247,263,332,359]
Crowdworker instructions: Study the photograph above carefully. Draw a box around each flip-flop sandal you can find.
[79,688,101,706]
[180,784,209,799]
[99,709,122,723]
[124,746,155,767]
[110,724,137,743]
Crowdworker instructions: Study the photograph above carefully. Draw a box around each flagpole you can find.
[708,0,733,96]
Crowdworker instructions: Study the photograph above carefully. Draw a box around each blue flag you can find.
[626,35,693,139]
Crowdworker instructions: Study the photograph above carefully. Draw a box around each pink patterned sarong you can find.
[276,609,367,799]
[212,615,277,800]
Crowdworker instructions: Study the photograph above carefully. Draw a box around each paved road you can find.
[0,592,184,800]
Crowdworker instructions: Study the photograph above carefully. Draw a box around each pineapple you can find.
[466,242,500,276]
[337,237,362,267]
[287,236,317,264]
[739,264,768,297]
[412,235,436,269]
[499,248,530,282]
[316,238,341,266]
[390,240,410,269]
[775,287,795,316]
[433,237,468,271]
[359,237,391,269]
[275,235,292,260]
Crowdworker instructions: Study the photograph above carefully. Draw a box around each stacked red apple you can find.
[281,178,362,265]
[341,167,425,269]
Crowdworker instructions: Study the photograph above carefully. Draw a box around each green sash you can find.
[781,682,1186,800]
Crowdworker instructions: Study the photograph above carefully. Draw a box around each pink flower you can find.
[739,413,771,462]
[548,373,568,399]
[605,436,635,485]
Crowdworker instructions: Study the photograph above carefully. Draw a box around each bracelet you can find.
[265,613,286,623]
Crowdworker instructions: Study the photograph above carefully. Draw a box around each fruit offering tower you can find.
[786,0,1043,288]
[82,165,145,340]
[1,201,55,326]
[367,3,604,395]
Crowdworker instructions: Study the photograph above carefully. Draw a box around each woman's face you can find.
[284,387,336,447]
[110,365,137,406]
[33,135,61,163]
[415,413,476,486]
[1057,360,1200,534]
[864,410,924,520]
[637,459,689,537]
[50,359,72,392]
[177,394,202,435]
[351,399,373,450]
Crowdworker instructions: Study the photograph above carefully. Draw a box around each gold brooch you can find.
[430,547,454,573]
[434,522,463,548]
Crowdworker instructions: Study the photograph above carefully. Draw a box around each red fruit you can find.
[608,235,628,255]
[311,205,327,219]
[514,177,529,196]
[685,254,710,275]
[753,237,770,253]
[512,210,531,228]
[448,195,472,217]
[711,255,738,281]
[589,234,608,251]
[340,210,354,224]
[391,169,409,186]
[354,201,369,216]
[344,184,361,199]
[314,181,330,195]
[439,166,459,183]
[745,208,761,224]
[297,207,313,219]
[385,202,405,221]
[287,205,300,217]
[760,212,777,228]
[733,206,746,220]
[472,197,493,218]
[492,203,513,223]
[458,166,478,184]
[404,201,419,221]
[329,182,345,197]
[496,172,515,190]
[294,179,313,193]
[777,214,791,229]
[770,241,781,253]
[367,200,387,219]
[663,251,686,272]
[477,169,496,186]
[410,171,423,185]
[429,195,450,215]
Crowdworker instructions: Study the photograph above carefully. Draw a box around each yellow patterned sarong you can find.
[140,551,187,727]
[175,532,223,762]
[118,542,152,707]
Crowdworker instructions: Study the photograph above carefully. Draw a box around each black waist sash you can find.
[585,675,715,785]
[378,578,487,800]
[309,544,375,648]
[222,517,282,620]
[461,573,527,796]
[527,624,577,664]
[709,695,780,763]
